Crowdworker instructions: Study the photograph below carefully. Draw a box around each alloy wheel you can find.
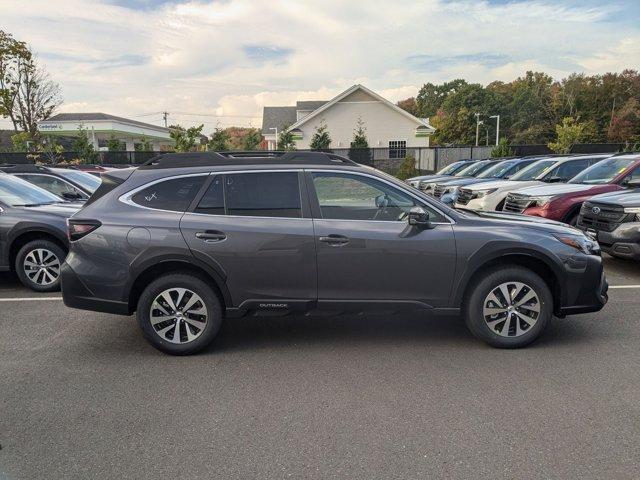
[149,288,208,344]
[23,248,61,286]
[482,281,540,337]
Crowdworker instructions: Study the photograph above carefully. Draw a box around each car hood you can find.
[458,209,582,235]
[437,177,496,188]
[408,174,455,183]
[587,189,640,207]
[16,203,81,217]
[513,183,597,197]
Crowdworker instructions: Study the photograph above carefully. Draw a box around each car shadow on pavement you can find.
[203,312,595,355]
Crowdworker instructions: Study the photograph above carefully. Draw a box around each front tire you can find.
[15,239,66,292]
[464,267,552,348]
[137,273,223,355]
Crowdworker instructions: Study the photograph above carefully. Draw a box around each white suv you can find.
[454,155,608,211]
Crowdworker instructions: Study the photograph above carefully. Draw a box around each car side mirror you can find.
[408,206,432,228]
[624,178,640,188]
[547,176,566,183]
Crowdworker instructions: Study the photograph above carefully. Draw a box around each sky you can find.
[1,0,639,133]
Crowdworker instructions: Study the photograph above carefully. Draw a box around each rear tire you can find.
[464,266,552,348]
[15,239,66,292]
[137,273,222,355]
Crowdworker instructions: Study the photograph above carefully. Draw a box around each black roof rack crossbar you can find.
[140,151,359,169]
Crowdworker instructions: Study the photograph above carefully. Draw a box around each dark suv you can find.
[61,152,608,355]
[577,189,640,260]
[0,173,79,291]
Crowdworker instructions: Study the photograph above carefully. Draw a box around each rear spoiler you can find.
[83,168,136,207]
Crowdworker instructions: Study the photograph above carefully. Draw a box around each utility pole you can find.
[475,113,482,147]
[490,115,500,146]
[162,111,169,127]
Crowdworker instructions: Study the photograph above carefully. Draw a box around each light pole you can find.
[490,115,500,146]
[269,127,278,150]
[475,113,482,147]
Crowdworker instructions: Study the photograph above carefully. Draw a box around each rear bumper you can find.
[557,255,608,316]
[61,262,131,315]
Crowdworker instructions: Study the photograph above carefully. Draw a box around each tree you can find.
[208,126,230,151]
[10,131,32,152]
[242,128,262,150]
[72,124,98,163]
[491,138,514,158]
[135,136,153,152]
[0,30,31,131]
[309,119,331,150]
[278,125,296,151]
[107,134,123,151]
[548,117,592,153]
[349,117,371,164]
[608,97,640,143]
[38,135,65,163]
[396,97,418,116]
[0,30,61,136]
[395,155,418,180]
[170,124,204,152]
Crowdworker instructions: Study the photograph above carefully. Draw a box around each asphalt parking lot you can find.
[1,256,639,479]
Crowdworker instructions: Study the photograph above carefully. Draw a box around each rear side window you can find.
[225,172,301,218]
[131,176,205,212]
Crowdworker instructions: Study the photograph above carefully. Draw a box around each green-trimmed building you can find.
[38,113,174,151]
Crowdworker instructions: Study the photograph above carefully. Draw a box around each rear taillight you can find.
[67,219,101,241]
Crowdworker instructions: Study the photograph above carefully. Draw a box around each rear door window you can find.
[224,172,302,218]
[131,175,206,212]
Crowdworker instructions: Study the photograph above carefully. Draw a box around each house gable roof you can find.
[287,84,435,133]
[261,106,297,134]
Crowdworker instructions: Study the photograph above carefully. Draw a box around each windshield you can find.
[437,161,467,175]
[477,161,516,179]
[0,174,62,206]
[52,169,101,192]
[569,157,634,184]
[509,159,557,181]
[455,160,491,177]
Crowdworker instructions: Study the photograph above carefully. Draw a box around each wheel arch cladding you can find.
[127,259,230,314]
[9,229,68,271]
[456,250,561,314]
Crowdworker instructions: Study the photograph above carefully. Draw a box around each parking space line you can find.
[0,297,63,302]
[609,285,640,289]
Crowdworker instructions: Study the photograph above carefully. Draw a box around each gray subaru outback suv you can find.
[61,152,608,355]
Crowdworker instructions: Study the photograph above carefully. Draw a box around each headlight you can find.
[474,188,498,198]
[444,186,460,195]
[420,182,435,191]
[553,234,600,255]
[529,195,556,207]
[623,207,640,214]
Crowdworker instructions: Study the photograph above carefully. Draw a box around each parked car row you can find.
[407,153,640,260]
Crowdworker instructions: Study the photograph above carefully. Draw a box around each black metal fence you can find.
[0,143,628,175]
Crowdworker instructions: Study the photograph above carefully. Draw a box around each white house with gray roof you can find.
[261,85,434,154]
[38,113,174,151]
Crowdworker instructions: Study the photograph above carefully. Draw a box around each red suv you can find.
[503,154,640,224]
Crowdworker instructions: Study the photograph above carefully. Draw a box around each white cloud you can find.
[0,0,638,132]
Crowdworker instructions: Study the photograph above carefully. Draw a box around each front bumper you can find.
[557,254,608,316]
[578,222,640,260]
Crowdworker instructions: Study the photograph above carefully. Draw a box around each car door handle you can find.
[195,230,226,242]
[319,234,349,246]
